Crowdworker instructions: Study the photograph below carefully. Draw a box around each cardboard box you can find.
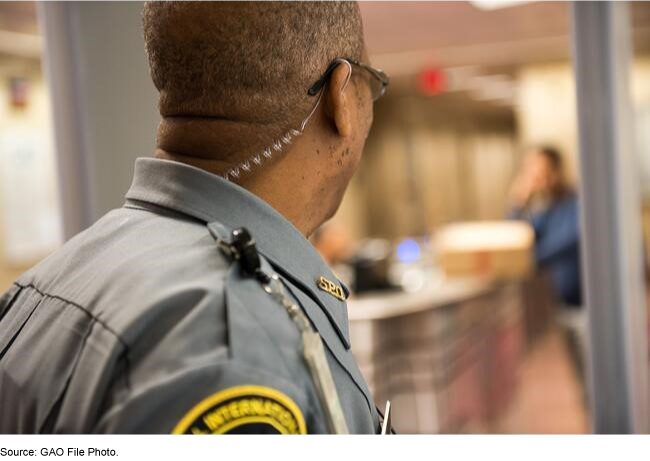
[436,221,534,279]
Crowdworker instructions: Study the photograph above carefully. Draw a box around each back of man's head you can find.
[142,1,364,142]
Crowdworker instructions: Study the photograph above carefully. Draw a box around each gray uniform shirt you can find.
[0,158,379,434]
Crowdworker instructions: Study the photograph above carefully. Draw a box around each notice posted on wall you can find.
[0,126,62,267]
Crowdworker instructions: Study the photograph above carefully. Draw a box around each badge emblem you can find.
[317,276,345,301]
[172,385,306,434]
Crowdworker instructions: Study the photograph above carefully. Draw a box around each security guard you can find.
[0,2,389,433]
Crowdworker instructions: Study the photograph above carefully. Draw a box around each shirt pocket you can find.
[0,285,43,359]
[0,287,94,433]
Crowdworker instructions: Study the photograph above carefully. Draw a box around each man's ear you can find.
[324,63,353,138]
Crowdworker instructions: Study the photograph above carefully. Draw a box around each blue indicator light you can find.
[396,239,421,263]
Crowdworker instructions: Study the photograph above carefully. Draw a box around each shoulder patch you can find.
[172,385,307,434]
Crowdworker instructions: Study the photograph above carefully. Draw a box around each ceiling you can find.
[0,1,647,104]
[0,1,648,66]
[0,2,40,59]
[360,1,650,75]
[0,1,38,35]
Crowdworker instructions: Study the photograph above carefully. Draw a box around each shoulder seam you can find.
[123,200,206,225]
[14,282,129,350]
[0,283,22,324]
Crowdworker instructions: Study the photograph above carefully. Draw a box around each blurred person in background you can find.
[508,146,586,380]
[312,223,354,267]
[509,146,582,308]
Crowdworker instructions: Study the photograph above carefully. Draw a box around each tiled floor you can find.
[497,328,591,433]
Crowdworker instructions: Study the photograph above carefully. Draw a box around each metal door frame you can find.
[571,0,649,433]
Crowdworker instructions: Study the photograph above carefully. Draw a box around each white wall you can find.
[75,2,160,218]
[0,57,61,266]
[516,58,650,193]
[41,1,160,238]
[632,57,650,197]
[515,63,579,183]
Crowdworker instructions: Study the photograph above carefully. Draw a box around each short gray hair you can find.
[143,1,364,137]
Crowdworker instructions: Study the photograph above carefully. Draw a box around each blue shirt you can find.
[512,194,582,307]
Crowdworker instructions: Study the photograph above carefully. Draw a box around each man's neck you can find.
[154,147,324,238]
[155,117,331,237]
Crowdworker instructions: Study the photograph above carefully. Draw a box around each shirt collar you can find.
[124,157,351,348]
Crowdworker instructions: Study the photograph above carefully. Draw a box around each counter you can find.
[348,276,526,433]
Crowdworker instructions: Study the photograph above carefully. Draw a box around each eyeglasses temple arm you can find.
[307,59,352,96]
